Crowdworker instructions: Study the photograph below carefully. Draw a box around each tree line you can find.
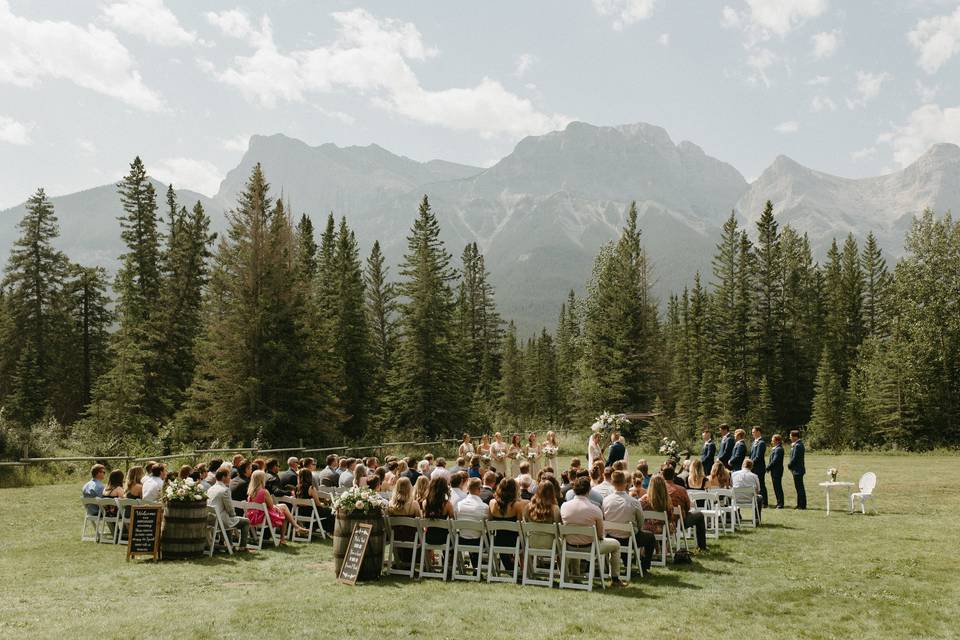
[1,159,958,458]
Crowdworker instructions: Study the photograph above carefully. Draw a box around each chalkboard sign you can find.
[127,504,163,561]
[337,522,373,585]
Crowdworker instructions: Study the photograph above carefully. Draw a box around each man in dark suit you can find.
[402,456,421,485]
[729,428,747,473]
[749,426,768,507]
[606,433,626,466]
[700,429,716,473]
[478,471,497,504]
[768,434,785,508]
[788,430,806,509]
[264,458,284,496]
[277,456,300,492]
[229,460,252,503]
[717,424,733,469]
[317,454,340,487]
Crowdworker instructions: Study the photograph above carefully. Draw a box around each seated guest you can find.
[559,470,573,497]
[178,465,193,480]
[124,466,144,499]
[431,458,451,481]
[451,457,467,475]
[560,477,624,587]
[387,478,421,566]
[732,458,763,523]
[687,459,708,490]
[662,466,707,551]
[383,461,399,490]
[278,457,300,491]
[514,461,538,494]
[353,464,369,488]
[449,471,468,507]
[629,472,646,499]
[192,464,207,485]
[229,454,244,478]
[423,453,435,476]
[489,478,527,572]
[245,470,308,544]
[252,458,265,472]
[677,459,692,485]
[565,470,603,507]
[639,475,673,536]
[602,470,656,574]
[402,457,421,484]
[422,477,454,559]
[229,461,252,502]
[295,467,333,531]
[539,473,564,506]
[365,457,379,472]
[637,460,651,489]
[708,461,731,489]
[456,477,490,569]
[522,480,562,577]
[414,475,430,505]
[264,459,284,495]
[99,469,124,523]
[204,459,223,487]
[318,454,340,487]
[468,455,482,479]
[611,460,628,472]
[569,458,582,473]
[141,463,166,503]
[417,459,431,479]
[518,476,534,501]
[479,471,498,504]
[302,458,321,491]
[207,468,252,552]
[595,466,615,500]
[338,458,357,488]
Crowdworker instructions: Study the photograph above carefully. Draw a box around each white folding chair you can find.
[689,491,721,539]
[386,516,421,578]
[734,487,759,528]
[206,506,236,556]
[850,472,878,514]
[710,488,737,533]
[236,501,281,549]
[521,521,559,587]
[284,497,328,541]
[451,519,486,582]
[672,506,690,552]
[96,498,122,544]
[603,520,642,581]
[114,498,140,544]
[642,511,671,567]
[81,498,103,542]
[557,524,607,591]
[418,518,452,581]
[485,520,522,584]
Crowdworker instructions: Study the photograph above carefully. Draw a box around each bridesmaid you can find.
[588,431,603,469]
[526,432,542,478]
[490,432,508,473]
[478,434,492,471]
[543,430,559,470]
[508,434,523,478]
[458,433,475,460]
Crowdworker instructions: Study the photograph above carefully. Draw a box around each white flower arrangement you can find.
[515,452,525,461]
[659,438,682,460]
[333,486,386,516]
[480,453,492,463]
[542,445,558,457]
[526,451,537,460]
[163,477,207,503]
[827,468,838,482]
[495,450,507,461]
[592,411,631,433]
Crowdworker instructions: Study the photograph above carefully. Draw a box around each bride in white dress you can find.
[587,431,603,469]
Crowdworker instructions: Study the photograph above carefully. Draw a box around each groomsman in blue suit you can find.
[788,429,806,509]
[700,429,716,473]
[767,434,785,508]
[729,428,747,472]
[749,426,768,507]
[717,423,733,469]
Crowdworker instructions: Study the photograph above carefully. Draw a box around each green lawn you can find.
[1,452,957,640]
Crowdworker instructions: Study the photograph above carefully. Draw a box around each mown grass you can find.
[0,451,957,640]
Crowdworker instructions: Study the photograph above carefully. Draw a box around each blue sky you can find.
[1,0,959,208]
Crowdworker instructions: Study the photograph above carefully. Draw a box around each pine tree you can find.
[752,200,782,410]
[555,290,581,424]
[861,232,891,339]
[62,265,112,419]
[365,240,397,431]
[808,350,847,448]
[498,321,524,423]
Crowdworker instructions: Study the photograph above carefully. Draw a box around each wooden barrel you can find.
[162,500,208,559]
[333,513,386,581]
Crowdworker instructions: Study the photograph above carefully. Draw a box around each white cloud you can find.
[0,0,164,111]
[810,94,836,112]
[811,29,840,59]
[721,6,742,29]
[205,8,570,138]
[845,70,890,110]
[733,0,829,39]
[908,7,960,74]
[0,114,31,144]
[76,138,97,154]
[314,105,356,125]
[915,80,940,103]
[882,103,960,167]
[222,133,250,152]
[658,33,670,46]
[102,0,197,47]
[592,0,656,30]
[806,74,831,85]
[850,146,876,161]
[152,157,222,195]
[774,120,799,133]
[746,47,777,86]
[513,53,535,78]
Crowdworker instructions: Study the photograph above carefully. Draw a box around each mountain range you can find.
[2,121,958,332]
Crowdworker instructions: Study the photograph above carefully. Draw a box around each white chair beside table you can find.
[850,472,878,514]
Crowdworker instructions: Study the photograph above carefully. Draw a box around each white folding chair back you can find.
[236,500,281,549]
[80,498,103,542]
[206,506,235,556]
[115,498,140,544]
[689,491,720,539]
[672,506,691,551]
[285,497,328,541]
[418,518,452,581]
[386,516,420,578]
[710,488,737,533]
[733,487,759,528]
[485,520,522,584]
[851,472,878,513]
[557,524,606,591]
[603,520,641,581]
[96,498,121,544]
[642,511,670,567]
[521,521,559,587]
[451,519,486,582]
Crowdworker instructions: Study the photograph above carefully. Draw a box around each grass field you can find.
[1,451,958,640]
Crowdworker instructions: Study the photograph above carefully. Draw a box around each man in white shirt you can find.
[449,471,468,508]
[338,459,356,488]
[602,471,655,573]
[431,458,451,481]
[514,461,538,494]
[732,458,763,523]
[456,478,489,570]
[141,464,166,503]
[594,467,615,500]
[207,468,252,551]
[560,477,624,587]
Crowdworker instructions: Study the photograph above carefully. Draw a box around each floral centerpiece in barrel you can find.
[331,487,387,581]
[161,477,208,559]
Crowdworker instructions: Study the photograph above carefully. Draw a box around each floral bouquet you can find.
[333,486,386,516]
[542,444,558,458]
[163,477,207,503]
[659,437,682,461]
[494,449,507,461]
[480,453,492,464]
[526,451,537,461]
[515,452,525,461]
[827,468,838,482]
[591,410,631,433]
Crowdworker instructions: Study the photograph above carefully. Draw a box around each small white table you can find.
[818,481,854,515]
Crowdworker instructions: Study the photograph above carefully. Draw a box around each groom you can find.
[750,426,768,507]
[788,429,806,509]
[717,423,733,469]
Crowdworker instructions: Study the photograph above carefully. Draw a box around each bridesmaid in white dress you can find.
[508,434,523,478]
[458,433,475,460]
[543,430,559,470]
[587,431,604,469]
[478,434,492,471]
[526,432,542,478]
[490,432,508,473]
